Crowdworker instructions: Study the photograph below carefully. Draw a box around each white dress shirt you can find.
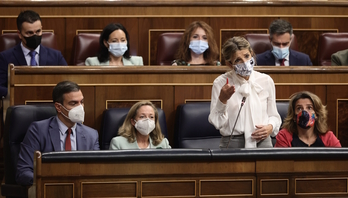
[208,70,281,147]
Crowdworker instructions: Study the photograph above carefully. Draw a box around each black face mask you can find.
[23,34,42,49]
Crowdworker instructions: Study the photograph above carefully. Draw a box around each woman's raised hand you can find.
[219,78,235,104]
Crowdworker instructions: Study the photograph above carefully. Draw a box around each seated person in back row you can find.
[0,10,67,97]
[275,91,341,147]
[109,100,171,149]
[331,49,348,66]
[172,21,220,66]
[257,19,312,66]
[85,23,143,66]
[16,81,99,186]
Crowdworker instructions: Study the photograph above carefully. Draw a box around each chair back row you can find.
[1,32,348,66]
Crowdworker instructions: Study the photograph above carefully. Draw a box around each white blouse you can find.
[208,70,281,148]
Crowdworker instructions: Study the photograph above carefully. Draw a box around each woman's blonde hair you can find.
[118,100,164,146]
[282,91,328,135]
[221,36,256,64]
[175,21,219,65]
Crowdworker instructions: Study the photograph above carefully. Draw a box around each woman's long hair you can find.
[175,21,219,65]
[282,91,328,135]
[118,101,164,146]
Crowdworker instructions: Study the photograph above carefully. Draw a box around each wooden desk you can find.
[31,148,348,198]
[8,65,348,146]
[1,0,348,66]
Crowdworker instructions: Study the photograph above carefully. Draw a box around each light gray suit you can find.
[331,49,348,66]
[85,56,143,66]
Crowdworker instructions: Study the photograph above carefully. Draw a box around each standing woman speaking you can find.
[209,37,281,148]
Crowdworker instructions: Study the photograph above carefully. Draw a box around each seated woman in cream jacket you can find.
[109,101,171,150]
[85,23,143,66]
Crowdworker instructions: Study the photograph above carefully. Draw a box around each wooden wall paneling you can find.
[12,86,95,129]
[138,17,210,65]
[292,29,338,66]
[65,18,139,65]
[95,86,175,144]
[0,18,17,34]
[44,183,74,198]
[200,179,255,197]
[174,85,213,108]
[81,181,137,197]
[210,17,278,65]
[327,85,348,147]
[40,18,66,59]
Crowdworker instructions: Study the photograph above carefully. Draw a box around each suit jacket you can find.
[85,56,143,66]
[0,44,68,97]
[109,136,171,150]
[331,49,348,66]
[16,116,99,186]
[256,49,312,66]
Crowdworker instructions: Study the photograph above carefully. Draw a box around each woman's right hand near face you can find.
[219,78,235,104]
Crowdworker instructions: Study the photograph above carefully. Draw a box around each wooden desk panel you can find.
[32,150,348,198]
[8,66,348,146]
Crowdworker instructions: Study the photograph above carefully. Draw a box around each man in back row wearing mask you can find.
[0,10,67,97]
[16,81,100,186]
[256,19,312,66]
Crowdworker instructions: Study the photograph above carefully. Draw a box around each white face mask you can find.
[234,57,255,77]
[60,104,85,123]
[108,42,128,57]
[134,118,155,136]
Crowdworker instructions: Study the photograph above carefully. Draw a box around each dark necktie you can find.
[65,128,72,151]
[29,51,37,66]
[279,59,285,66]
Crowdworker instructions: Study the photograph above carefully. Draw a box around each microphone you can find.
[226,97,246,148]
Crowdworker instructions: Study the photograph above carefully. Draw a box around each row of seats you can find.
[2,102,288,196]
[1,32,348,66]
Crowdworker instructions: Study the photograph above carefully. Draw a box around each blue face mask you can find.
[108,42,128,57]
[271,45,289,60]
[189,40,209,55]
[234,57,255,77]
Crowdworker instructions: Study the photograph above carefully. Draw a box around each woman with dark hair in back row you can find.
[85,23,143,66]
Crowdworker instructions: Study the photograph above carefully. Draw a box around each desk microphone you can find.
[226,97,246,148]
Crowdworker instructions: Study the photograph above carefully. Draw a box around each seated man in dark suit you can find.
[16,81,99,186]
[256,19,312,66]
[0,10,67,97]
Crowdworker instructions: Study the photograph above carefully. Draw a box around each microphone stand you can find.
[226,97,246,148]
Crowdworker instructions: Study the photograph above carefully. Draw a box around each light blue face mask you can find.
[271,45,289,60]
[189,40,209,55]
[234,57,255,77]
[108,42,128,57]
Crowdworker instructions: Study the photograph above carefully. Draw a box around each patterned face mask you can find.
[296,110,315,129]
[234,57,254,77]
